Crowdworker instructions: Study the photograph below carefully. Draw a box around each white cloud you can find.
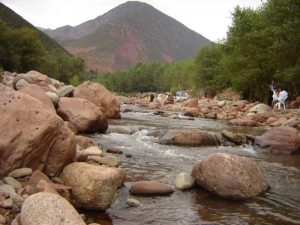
[0,0,264,41]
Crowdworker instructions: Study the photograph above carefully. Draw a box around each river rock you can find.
[251,112,275,123]
[0,184,16,198]
[0,198,13,208]
[19,84,56,112]
[228,118,258,127]
[126,198,142,207]
[107,125,139,135]
[191,153,269,199]
[181,98,198,108]
[184,107,200,117]
[158,129,219,146]
[57,85,74,97]
[8,168,32,179]
[0,214,6,224]
[73,81,120,119]
[46,91,59,106]
[21,192,86,225]
[221,130,247,145]
[75,135,94,149]
[3,177,22,189]
[77,146,103,160]
[130,181,174,196]
[106,147,123,154]
[15,79,29,90]
[0,84,75,177]
[57,97,108,133]
[88,155,118,167]
[60,162,122,210]
[254,127,300,154]
[249,103,271,113]
[174,172,195,190]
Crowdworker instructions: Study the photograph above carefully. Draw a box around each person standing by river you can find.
[268,80,276,106]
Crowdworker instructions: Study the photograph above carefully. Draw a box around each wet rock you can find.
[126,198,142,207]
[107,147,123,154]
[184,107,200,117]
[254,127,300,154]
[21,192,86,225]
[88,155,118,167]
[57,97,108,133]
[228,118,258,127]
[107,125,139,135]
[158,129,220,147]
[8,168,32,179]
[221,130,247,145]
[74,81,120,119]
[174,172,195,190]
[129,181,174,196]
[60,162,122,210]
[125,153,132,158]
[192,153,269,199]
[3,177,22,189]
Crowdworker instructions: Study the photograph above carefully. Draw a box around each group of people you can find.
[268,80,288,109]
[149,93,174,105]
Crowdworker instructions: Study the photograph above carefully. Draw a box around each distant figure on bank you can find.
[273,87,288,109]
[268,80,275,106]
[271,88,280,107]
[149,94,154,102]
[163,93,174,105]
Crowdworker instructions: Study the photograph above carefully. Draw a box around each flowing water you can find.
[90,104,300,225]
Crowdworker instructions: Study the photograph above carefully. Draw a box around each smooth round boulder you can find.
[73,81,120,119]
[254,127,300,154]
[57,97,108,133]
[249,103,271,113]
[129,181,174,196]
[158,129,219,146]
[191,153,269,199]
[21,192,86,225]
[60,162,123,210]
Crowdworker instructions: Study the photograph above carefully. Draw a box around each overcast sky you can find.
[0,0,264,41]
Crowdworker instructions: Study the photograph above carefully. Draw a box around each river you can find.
[89,104,300,225]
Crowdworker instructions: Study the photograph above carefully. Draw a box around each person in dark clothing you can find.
[268,80,275,106]
[149,94,154,102]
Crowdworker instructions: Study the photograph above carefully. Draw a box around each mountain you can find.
[0,2,66,53]
[44,1,212,72]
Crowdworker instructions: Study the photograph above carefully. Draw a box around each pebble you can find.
[8,168,32,178]
[0,184,17,198]
[0,198,13,208]
[126,198,142,207]
[3,177,22,189]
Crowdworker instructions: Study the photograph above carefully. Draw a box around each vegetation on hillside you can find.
[94,0,299,100]
[0,3,84,83]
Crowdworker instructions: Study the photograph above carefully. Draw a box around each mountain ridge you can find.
[44,1,212,72]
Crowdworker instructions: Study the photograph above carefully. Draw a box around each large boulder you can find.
[129,181,174,196]
[0,84,75,178]
[191,153,269,199]
[21,192,86,225]
[158,129,220,146]
[19,84,56,112]
[57,97,108,133]
[60,162,123,210]
[254,127,300,154]
[73,81,120,119]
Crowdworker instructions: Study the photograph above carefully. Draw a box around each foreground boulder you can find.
[21,192,86,225]
[158,129,220,146]
[129,181,174,196]
[191,153,269,199]
[0,84,75,177]
[60,162,123,210]
[19,84,56,112]
[57,97,108,133]
[254,127,300,154]
[73,81,120,119]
